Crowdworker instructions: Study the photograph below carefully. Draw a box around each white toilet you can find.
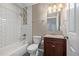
[27,36,41,56]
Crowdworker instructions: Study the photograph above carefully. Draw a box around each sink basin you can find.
[44,34,64,39]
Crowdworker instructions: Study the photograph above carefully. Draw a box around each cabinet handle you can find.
[52,45,55,47]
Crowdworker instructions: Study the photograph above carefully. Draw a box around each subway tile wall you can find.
[0,4,22,48]
[0,4,32,48]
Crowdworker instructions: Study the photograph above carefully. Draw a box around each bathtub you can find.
[0,40,29,56]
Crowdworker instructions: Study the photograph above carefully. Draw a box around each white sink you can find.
[44,34,64,39]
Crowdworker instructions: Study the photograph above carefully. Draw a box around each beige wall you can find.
[32,4,48,36]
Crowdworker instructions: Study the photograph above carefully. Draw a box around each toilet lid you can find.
[27,44,38,50]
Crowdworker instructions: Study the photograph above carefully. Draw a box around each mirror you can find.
[47,3,65,34]
[47,12,60,33]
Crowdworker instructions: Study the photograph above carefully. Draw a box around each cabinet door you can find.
[53,43,66,56]
[44,42,55,56]
[44,38,66,56]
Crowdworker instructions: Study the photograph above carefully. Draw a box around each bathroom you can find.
[0,3,79,56]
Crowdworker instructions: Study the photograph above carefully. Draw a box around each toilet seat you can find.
[27,44,38,51]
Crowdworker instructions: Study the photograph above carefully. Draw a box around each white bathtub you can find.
[0,40,29,56]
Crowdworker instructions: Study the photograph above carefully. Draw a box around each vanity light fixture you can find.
[52,4,57,12]
[48,3,64,13]
[48,4,52,13]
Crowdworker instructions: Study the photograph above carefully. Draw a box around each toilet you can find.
[27,36,41,56]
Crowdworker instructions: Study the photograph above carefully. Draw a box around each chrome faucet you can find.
[22,34,26,40]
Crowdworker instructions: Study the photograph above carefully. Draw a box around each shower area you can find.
[0,3,32,56]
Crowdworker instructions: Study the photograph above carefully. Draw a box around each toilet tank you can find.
[33,36,41,44]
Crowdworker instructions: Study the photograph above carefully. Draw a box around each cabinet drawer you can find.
[44,39,65,45]
[45,42,64,48]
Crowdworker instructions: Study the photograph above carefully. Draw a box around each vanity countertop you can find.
[44,34,65,39]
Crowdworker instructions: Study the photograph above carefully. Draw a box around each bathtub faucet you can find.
[22,34,26,40]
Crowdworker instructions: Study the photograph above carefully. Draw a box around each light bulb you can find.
[59,3,63,8]
[58,8,61,11]
[53,4,57,9]
[48,6,52,13]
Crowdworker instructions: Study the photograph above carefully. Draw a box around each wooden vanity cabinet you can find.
[44,37,66,56]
